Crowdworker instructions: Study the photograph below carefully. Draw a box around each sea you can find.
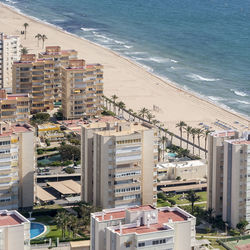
[1,0,250,118]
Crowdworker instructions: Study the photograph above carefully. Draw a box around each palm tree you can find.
[111,94,118,113]
[190,128,197,155]
[68,215,79,238]
[176,121,187,148]
[195,128,203,157]
[41,34,48,48]
[117,101,126,116]
[35,33,42,47]
[23,23,29,39]
[168,131,174,145]
[128,109,133,120]
[138,107,149,119]
[203,129,213,158]
[152,119,160,126]
[186,190,201,214]
[184,126,192,149]
[206,208,214,223]
[21,47,28,55]
[55,211,69,239]
[236,220,249,236]
[146,112,155,123]
[160,136,167,161]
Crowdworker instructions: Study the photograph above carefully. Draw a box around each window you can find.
[138,242,145,247]
[125,242,131,248]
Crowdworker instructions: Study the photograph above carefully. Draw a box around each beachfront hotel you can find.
[90,205,196,250]
[222,132,250,228]
[61,59,103,119]
[12,54,54,113]
[0,210,30,250]
[81,121,158,209]
[0,122,35,210]
[0,33,21,90]
[207,130,239,216]
[38,46,78,103]
[0,89,30,123]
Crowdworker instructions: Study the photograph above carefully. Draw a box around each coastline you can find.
[0,2,249,139]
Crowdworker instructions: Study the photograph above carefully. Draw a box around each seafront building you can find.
[61,59,103,119]
[222,132,250,228]
[12,54,54,113]
[0,89,30,123]
[0,122,35,210]
[0,33,21,90]
[90,205,196,250]
[38,46,77,103]
[81,121,158,209]
[207,130,239,216]
[0,210,30,250]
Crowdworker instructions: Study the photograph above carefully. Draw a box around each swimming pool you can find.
[30,222,46,239]
[168,153,177,158]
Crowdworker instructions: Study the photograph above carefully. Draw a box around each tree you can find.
[68,215,79,238]
[55,211,69,239]
[195,128,203,157]
[184,126,192,149]
[138,107,149,119]
[186,190,200,214]
[146,112,155,123]
[168,131,174,145]
[236,220,249,235]
[159,136,167,161]
[53,108,63,120]
[206,208,214,223]
[59,144,80,161]
[35,33,42,47]
[23,23,29,39]
[203,129,213,158]
[21,47,28,55]
[30,112,50,125]
[190,128,197,155]
[111,94,118,113]
[117,101,126,116]
[41,34,48,48]
[176,121,187,148]
[128,109,133,120]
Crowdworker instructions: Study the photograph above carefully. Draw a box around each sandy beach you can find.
[0,3,249,154]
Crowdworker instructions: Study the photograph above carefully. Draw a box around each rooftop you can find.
[95,210,126,222]
[157,160,205,170]
[211,130,237,138]
[0,210,29,227]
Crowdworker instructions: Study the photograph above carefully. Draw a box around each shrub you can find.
[64,167,75,174]
[157,192,167,201]
[50,161,61,166]
[167,198,176,206]
[45,139,51,146]
[37,149,44,155]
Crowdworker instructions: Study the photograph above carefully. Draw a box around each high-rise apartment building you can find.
[207,130,239,216]
[61,59,103,119]
[0,122,35,210]
[91,205,196,250]
[0,210,30,250]
[81,121,158,209]
[38,46,77,102]
[0,89,30,123]
[12,54,54,113]
[222,132,250,228]
[0,33,21,90]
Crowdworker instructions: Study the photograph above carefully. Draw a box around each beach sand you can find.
[0,3,249,156]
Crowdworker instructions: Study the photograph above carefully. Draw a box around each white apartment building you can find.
[0,210,30,250]
[207,130,239,216]
[0,33,21,90]
[223,132,250,228]
[81,121,158,209]
[0,122,35,210]
[90,205,196,250]
[157,160,207,181]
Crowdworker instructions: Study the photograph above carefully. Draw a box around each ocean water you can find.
[2,0,250,117]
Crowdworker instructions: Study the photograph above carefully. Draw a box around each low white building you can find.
[91,205,196,250]
[0,210,30,250]
[157,160,207,181]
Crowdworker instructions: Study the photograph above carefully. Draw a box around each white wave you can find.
[170,59,178,63]
[236,100,250,105]
[6,0,17,4]
[170,66,176,69]
[124,51,147,55]
[148,57,170,63]
[230,89,248,97]
[208,96,225,102]
[188,73,219,82]
[114,40,125,45]
[81,27,97,32]
[123,45,133,49]
[131,56,145,61]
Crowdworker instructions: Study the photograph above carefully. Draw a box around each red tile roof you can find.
[0,214,23,226]
[96,211,126,222]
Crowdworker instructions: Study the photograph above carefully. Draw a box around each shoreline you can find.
[2,2,249,123]
[0,2,249,134]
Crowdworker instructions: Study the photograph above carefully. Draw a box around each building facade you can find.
[91,205,196,250]
[0,89,30,123]
[0,33,21,90]
[61,60,103,119]
[207,130,239,216]
[81,121,158,209]
[0,122,35,210]
[222,132,250,228]
[0,210,30,250]
[38,46,77,102]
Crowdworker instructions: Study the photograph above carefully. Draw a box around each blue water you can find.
[2,0,250,117]
[168,153,177,158]
[30,222,45,239]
